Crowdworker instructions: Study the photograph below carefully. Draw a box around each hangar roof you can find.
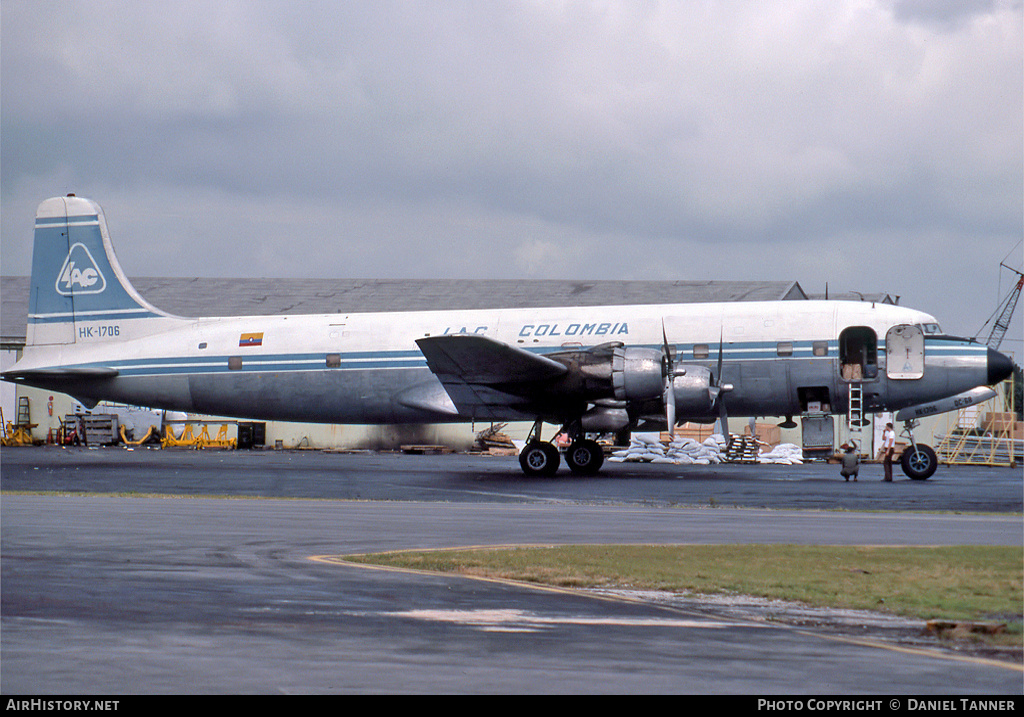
[2,276,809,346]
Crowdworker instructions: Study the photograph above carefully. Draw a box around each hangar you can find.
[0,275,898,451]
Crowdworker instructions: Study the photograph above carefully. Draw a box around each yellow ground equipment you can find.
[934,374,1018,467]
[162,422,237,449]
[120,424,158,446]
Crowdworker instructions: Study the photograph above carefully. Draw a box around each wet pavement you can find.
[1,446,1021,694]
[2,445,1021,513]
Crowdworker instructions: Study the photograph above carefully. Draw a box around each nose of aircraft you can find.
[987,347,1014,385]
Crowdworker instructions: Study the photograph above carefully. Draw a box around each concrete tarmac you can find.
[1,447,1022,694]
[2,445,1021,512]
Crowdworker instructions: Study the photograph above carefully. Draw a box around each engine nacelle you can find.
[612,347,666,402]
[580,405,631,432]
[548,342,666,404]
[670,365,716,414]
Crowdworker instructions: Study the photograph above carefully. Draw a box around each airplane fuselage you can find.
[13,299,994,426]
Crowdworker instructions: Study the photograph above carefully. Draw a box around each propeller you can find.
[662,321,677,437]
[710,332,734,440]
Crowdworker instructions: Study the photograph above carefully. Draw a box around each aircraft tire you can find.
[519,441,560,476]
[566,439,605,475]
[900,444,938,480]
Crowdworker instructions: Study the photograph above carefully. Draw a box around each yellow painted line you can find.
[310,547,631,600]
[800,631,1023,673]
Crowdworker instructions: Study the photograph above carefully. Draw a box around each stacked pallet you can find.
[725,435,760,463]
[82,414,119,445]
[474,423,518,455]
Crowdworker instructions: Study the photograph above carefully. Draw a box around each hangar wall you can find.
[7,380,485,451]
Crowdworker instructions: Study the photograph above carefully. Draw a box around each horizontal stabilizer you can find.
[416,335,567,384]
[2,366,119,381]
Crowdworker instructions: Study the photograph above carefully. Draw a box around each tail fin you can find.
[27,195,177,346]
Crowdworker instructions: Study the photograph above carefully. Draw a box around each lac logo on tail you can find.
[56,243,107,296]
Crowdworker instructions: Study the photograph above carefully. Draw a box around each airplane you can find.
[2,195,1015,478]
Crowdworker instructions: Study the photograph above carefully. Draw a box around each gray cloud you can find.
[2,0,1020,341]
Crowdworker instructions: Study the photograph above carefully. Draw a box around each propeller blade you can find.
[665,382,676,438]
[662,319,676,437]
[714,331,732,441]
[661,321,676,377]
[716,331,724,385]
[718,399,729,442]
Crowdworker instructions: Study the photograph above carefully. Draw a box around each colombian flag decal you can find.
[239,332,264,347]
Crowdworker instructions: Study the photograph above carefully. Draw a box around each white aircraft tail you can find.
[26,195,180,346]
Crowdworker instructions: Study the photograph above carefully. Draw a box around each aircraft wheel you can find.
[566,439,605,475]
[901,444,938,480]
[519,441,560,476]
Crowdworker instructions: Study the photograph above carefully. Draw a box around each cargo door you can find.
[839,326,878,381]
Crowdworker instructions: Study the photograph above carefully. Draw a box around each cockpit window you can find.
[920,323,943,335]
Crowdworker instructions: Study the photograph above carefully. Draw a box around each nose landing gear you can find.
[899,419,938,480]
[901,443,938,480]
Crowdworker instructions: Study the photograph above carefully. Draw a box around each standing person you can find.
[881,423,896,481]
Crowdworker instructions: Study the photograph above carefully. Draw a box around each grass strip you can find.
[345,544,1022,624]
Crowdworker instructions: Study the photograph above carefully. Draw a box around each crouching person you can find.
[839,442,860,482]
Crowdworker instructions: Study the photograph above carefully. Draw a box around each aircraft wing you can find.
[415,334,568,417]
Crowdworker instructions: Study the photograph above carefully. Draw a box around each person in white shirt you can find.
[881,423,896,481]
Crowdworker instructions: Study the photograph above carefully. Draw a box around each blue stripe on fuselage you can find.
[27,336,985,378]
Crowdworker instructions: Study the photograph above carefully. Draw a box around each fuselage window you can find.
[693,344,709,359]
[326,353,342,368]
[228,356,243,371]
[777,342,793,357]
[812,341,829,357]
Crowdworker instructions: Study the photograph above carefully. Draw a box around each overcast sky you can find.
[2,0,1021,344]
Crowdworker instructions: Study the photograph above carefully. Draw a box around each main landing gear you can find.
[518,420,605,476]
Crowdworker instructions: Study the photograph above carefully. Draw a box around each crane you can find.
[983,262,1023,351]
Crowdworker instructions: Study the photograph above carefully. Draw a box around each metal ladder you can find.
[847,383,866,448]
[16,397,30,426]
